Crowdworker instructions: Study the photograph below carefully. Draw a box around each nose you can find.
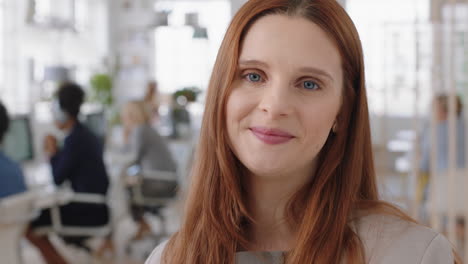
[257,80,293,119]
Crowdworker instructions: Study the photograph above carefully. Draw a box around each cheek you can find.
[301,104,338,147]
[226,90,256,130]
[226,90,258,159]
[303,123,329,156]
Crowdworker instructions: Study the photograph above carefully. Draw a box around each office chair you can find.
[129,169,178,240]
[34,191,111,252]
[0,191,38,264]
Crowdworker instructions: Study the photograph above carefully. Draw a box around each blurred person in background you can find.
[418,94,465,242]
[121,100,177,238]
[418,94,465,203]
[96,100,177,257]
[0,101,27,199]
[420,94,465,176]
[25,82,109,264]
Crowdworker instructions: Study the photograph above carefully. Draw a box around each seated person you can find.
[0,101,27,199]
[26,82,110,264]
[122,100,178,239]
[97,99,179,256]
[96,100,178,257]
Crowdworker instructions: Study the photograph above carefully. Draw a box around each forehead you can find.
[239,14,342,81]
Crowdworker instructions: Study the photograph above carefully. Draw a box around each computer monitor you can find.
[1,116,34,162]
[83,112,106,144]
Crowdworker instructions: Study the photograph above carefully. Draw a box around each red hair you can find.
[162,0,458,263]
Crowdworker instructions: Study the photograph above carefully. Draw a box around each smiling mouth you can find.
[249,127,295,145]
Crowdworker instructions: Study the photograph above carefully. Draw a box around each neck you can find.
[62,119,77,133]
[245,172,308,251]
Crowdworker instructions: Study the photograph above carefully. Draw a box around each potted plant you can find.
[170,86,200,138]
[172,86,200,104]
[90,73,113,107]
[88,73,121,142]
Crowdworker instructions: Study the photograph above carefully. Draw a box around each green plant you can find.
[172,86,200,103]
[90,73,113,106]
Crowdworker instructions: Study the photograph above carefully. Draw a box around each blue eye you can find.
[303,81,319,90]
[247,73,261,82]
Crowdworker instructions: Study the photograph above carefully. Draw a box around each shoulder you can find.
[354,214,454,264]
[145,240,168,264]
[0,153,22,174]
[0,152,13,166]
[70,123,94,138]
[65,124,85,143]
[71,123,101,147]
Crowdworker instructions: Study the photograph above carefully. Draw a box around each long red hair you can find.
[162,0,456,263]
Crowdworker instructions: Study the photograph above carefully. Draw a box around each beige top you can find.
[145,214,454,264]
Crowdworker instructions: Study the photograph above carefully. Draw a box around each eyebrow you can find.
[238,59,334,82]
[238,59,269,69]
[297,66,334,82]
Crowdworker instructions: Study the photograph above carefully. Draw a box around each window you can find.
[153,0,231,95]
[30,0,75,29]
[347,0,430,117]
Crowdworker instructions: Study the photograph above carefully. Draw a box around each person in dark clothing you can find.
[26,82,109,264]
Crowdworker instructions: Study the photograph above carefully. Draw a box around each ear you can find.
[332,121,338,133]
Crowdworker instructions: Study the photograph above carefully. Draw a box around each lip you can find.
[249,127,295,145]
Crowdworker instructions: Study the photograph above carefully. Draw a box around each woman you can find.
[96,100,178,257]
[146,0,458,263]
[121,100,178,239]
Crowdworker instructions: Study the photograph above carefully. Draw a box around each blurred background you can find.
[0,0,467,263]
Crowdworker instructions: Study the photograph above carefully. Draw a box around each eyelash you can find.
[300,79,320,91]
[241,71,322,91]
[242,72,265,83]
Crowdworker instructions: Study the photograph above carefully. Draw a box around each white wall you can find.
[230,0,247,16]
[0,0,111,164]
[229,0,347,16]
[0,0,110,115]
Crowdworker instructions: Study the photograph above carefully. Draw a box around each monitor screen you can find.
[84,112,106,143]
[2,116,34,162]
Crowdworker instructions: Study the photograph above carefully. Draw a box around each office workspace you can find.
[0,0,467,263]
[1,97,196,264]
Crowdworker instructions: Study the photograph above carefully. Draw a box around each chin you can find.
[244,161,287,179]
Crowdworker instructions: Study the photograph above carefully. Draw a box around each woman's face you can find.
[226,15,343,182]
[433,99,447,122]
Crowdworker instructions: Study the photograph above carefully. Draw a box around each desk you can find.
[22,161,70,210]
[23,161,53,189]
[23,161,101,211]
[20,136,194,236]
[32,187,74,210]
